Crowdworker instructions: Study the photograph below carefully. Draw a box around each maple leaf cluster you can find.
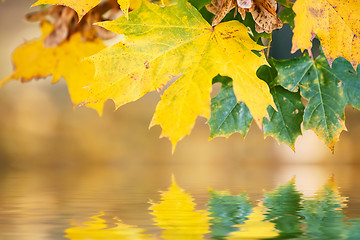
[1,0,359,153]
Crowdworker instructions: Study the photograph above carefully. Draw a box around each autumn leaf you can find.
[149,176,210,239]
[274,54,360,151]
[208,64,304,148]
[206,0,237,26]
[263,85,304,149]
[64,213,151,239]
[258,64,304,149]
[206,0,283,33]
[118,0,143,18]
[291,0,360,68]
[276,0,293,8]
[250,0,283,33]
[226,204,279,239]
[0,21,106,113]
[26,2,125,47]
[277,0,295,29]
[188,0,213,10]
[207,75,253,139]
[118,0,131,17]
[85,0,274,150]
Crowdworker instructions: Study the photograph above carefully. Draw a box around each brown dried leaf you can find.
[206,0,282,32]
[249,0,282,33]
[205,0,222,15]
[206,0,237,26]
[27,0,121,47]
[44,7,75,47]
[237,6,247,20]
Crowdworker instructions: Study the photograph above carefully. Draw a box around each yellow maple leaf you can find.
[65,213,152,239]
[118,0,130,18]
[292,0,360,68]
[226,204,279,240]
[85,0,274,150]
[1,21,106,113]
[149,176,210,239]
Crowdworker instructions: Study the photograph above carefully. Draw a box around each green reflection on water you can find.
[301,177,348,239]
[207,189,252,239]
[64,176,360,240]
[263,178,303,238]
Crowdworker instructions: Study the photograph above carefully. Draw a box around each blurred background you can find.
[0,1,360,239]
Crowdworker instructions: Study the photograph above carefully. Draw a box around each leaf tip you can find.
[290,176,296,184]
[170,140,178,154]
[253,117,263,130]
[288,141,296,151]
[30,1,40,8]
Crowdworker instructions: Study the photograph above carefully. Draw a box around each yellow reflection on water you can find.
[65,213,151,240]
[149,176,210,240]
[226,204,279,240]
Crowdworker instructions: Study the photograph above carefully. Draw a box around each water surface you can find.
[1,163,360,239]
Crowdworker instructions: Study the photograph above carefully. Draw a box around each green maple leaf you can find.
[207,75,253,139]
[274,54,360,151]
[279,8,295,29]
[188,0,211,10]
[258,64,305,149]
[276,0,295,29]
[208,64,304,149]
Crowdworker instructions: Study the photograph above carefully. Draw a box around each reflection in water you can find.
[64,176,360,239]
[207,189,252,239]
[149,176,210,239]
[301,177,347,239]
[263,178,303,238]
[226,205,279,239]
[65,213,151,240]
